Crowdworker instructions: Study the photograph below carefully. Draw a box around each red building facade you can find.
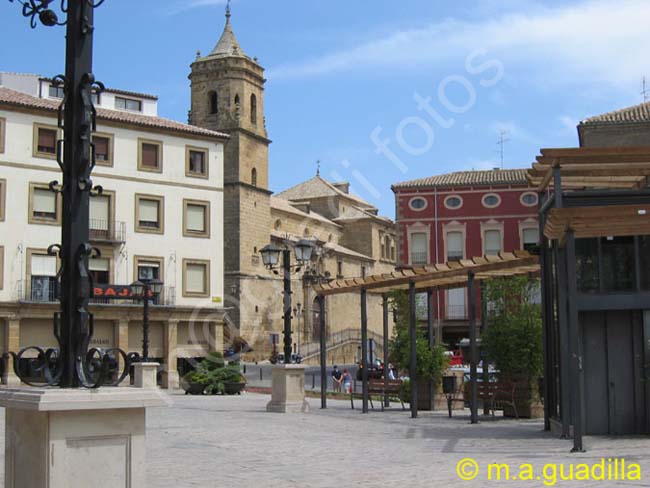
[392,169,538,345]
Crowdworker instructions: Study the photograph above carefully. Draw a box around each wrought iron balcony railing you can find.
[445,304,467,320]
[89,219,126,243]
[410,251,428,265]
[16,280,176,306]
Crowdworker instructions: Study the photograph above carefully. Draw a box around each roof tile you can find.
[392,169,529,190]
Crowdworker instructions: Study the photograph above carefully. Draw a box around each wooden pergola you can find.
[312,251,540,421]
[528,145,650,452]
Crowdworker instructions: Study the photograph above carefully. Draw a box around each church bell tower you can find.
[189,3,272,351]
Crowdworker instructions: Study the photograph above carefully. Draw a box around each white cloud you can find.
[267,0,650,88]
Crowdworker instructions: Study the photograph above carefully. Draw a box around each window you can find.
[250,94,257,123]
[521,192,538,207]
[444,195,463,209]
[89,257,110,285]
[447,288,466,319]
[138,139,162,172]
[251,168,257,186]
[447,231,463,261]
[576,238,599,293]
[409,197,427,211]
[601,236,635,292]
[234,94,240,106]
[92,134,113,166]
[29,252,57,302]
[0,179,5,222]
[639,236,650,291]
[183,199,210,238]
[209,91,218,114]
[135,256,163,282]
[48,84,65,98]
[410,232,428,265]
[115,96,142,112]
[337,258,343,278]
[186,146,208,178]
[33,124,59,159]
[361,265,366,279]
[274,219,282,230]
[0,117,6,154]
[484,230,502,255]
[482,193,501,208]
[29,183,60,225]
[522,228,539,252]
[183,259,210,297]
[135,194,164,234]
[90,193,112,239]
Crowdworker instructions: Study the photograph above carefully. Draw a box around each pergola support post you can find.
[426,288,435,411]
[361,288,369,414]
[566,231,585,452]
[319,294,327,409]
[480,281,490,416]
[468,271,478,424]
[557,245,572,438]
[539,214,552,431]
[382,294,390,408]
[409,281,418,419]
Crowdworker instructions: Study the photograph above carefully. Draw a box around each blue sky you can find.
[3,0,650,217]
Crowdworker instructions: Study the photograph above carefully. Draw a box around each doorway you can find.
[581,310,649,435]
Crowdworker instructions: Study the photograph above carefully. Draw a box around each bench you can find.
[368,379,405,411]
[477,381,519,419]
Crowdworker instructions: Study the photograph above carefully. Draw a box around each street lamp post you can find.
[260,239,313,364]
[130,279,163,362]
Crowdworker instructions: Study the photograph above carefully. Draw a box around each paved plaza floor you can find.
[0,391,648,487]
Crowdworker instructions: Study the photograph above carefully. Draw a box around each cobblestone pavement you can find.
[144,392,650,488]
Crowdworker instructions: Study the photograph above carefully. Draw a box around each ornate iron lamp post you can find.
[130,279,163,362]
[260,239,314,364]
[6,0,135,387]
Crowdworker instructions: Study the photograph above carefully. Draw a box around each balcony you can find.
[89,219,126,244]
[410,251,428,265]
[16,280,176,306]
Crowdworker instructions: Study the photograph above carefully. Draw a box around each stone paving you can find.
[142,392,650,488]
[0,391,646,487]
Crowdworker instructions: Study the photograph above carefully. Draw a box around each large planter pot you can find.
[502,377,544,419]
[181,381,206,395]
[224,382,245,395]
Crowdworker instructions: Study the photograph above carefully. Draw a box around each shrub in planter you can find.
[181,370,209,395]
[481,276,544,418]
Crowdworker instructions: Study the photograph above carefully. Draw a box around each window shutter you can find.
[33,188,56,213]
[186,204,205,232]
[139,199,159,223]
[31,255,57,276]
[523,228,539,244]
[94,137,108,159]
[484,230,501,254]
[447,232,463,257]
[186,264,206,293]
[142,143,158,168]
[38,129,56,150]
[411,233,427,253]
[90,195,109,228]
[89,258,109,272]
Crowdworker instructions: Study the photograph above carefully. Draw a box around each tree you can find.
[481,276,543,382]
[388,290,448,384]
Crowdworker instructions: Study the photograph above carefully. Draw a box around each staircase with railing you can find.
[300,328,385,361]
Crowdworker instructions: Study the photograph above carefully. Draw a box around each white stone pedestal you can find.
[266,364,310,413]
[0,387,167,488]
[133,362,160,389]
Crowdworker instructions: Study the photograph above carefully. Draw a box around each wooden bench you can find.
[368,379,405,411]
[477,381,519,419]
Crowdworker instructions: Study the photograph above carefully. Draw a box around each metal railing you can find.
[16,280,176,306]
[300,328,385,360]
[89,219,126,243]
[410,251,428,265]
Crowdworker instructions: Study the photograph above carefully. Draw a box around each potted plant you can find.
[481,276,544,418]
[180,370,209,395]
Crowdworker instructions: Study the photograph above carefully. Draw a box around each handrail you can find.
[300,327,385,360]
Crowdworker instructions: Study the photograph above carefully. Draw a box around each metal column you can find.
[382,294,390,408]
[566,231,585,452]
[319,294,327,409]
[480,281,490,416]
[409,281,418,418]
[427,288,435,411]
[361,288,369,414]
[468,271,478,424]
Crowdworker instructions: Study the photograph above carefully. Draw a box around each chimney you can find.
[333,182,350,194]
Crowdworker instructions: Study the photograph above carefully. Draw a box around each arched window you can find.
[251,168,257,187]
[234,94,240,106]
[208,91,218,114]
[250,94,257,124]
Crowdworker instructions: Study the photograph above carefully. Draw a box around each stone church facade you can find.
[188,7,397,361]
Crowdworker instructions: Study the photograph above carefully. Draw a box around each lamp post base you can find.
[133,362,160,389]
[266,364,310,413]
[0,387,167,488]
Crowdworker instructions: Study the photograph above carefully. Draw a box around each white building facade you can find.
[0,74,227,388]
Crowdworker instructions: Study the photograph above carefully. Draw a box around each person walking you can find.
[331,365,342,392]
[341,368,352,394]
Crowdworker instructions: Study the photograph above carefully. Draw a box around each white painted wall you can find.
[0,108,224,308]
